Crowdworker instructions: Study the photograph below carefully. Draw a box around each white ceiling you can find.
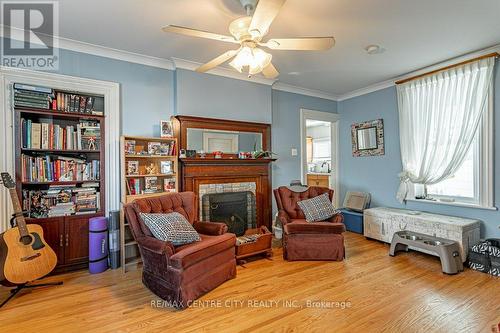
[56,0,500,95]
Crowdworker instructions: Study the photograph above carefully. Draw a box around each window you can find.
[413,88,493,208]
[312,137,331,160]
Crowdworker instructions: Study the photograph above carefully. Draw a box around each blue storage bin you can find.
[340,209,364,234]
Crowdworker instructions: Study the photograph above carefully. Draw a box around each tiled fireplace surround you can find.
[199,182,257,222]
[179,159,274,229]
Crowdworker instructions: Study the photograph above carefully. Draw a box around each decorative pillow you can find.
[297,193,340,222]
[140,212,201,246]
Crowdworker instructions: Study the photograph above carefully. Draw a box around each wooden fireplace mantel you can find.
[173,116,274,228]
[180,158,276,165]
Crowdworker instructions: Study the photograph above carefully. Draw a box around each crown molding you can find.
[272,82,339,101]
[1,25,175,70]
[171,57,277,86]
[57,36,175,70]
[336,79,395,101]
[337,43,500,101]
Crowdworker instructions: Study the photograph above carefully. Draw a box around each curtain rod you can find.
[395,52,499,85]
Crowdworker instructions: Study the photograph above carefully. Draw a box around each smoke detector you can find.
[365,44,384,55]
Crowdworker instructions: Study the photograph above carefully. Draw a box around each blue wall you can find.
[338,60,500,238]
[272,90,338,189]
[175,69,272,123]
[53,48,175,137]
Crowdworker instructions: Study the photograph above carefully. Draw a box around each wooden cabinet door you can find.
[316,175,330,187]
[28,218,64,266]
[307,174,315,186]
[63,216,89,265]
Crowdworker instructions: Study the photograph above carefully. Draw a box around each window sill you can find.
[406,198,497,211]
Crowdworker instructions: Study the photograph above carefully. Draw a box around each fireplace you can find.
[174,116,275,228]
[202,191,256,236]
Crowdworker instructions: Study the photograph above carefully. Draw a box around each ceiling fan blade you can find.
[196,50,239,73]
[162,25,238,44]
[262,37,335,50]
[262,63,279,79]
[249,0,286,37]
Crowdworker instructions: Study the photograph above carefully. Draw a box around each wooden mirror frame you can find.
[172,116,271,159]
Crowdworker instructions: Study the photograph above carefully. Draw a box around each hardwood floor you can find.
[1,232,499,333]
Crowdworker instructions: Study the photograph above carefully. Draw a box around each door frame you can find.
[300,108,340,207]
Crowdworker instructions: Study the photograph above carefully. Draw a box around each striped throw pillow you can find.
[140,212,200,246]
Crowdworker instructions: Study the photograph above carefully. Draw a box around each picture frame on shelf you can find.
[127,161,139,175]
[159,143,173,155]
[160,161,173,174]
[144,176,158,193]
[163,178,176,193]
[160,120,173,138]
[124,140,136,154]
[147,142,161,155]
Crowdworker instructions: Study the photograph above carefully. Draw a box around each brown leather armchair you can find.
[274,186,345,261]
[123,192,236,308]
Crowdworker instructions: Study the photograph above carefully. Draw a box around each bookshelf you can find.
[13,83,106,273]
[120,135,179,272]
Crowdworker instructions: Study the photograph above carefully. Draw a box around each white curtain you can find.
[396,57,495,203]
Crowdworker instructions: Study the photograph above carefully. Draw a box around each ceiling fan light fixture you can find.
[229,46,272,75]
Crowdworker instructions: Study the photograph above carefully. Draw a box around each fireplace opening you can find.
[202,191,256,236]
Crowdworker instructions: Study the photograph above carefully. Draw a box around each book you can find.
[56,92,61,110]
[65,94,70,112]
[14,89,52,99]
[41,123,49,149]
[79,96,87,113]
[128,178,140,195]
[85,97,94,113]
[70,94,76,112]
[127,161,139,175]
[160,161,172,174]
[144,176,158,193]
[14,83,53,94]
[15,100,50,109]
[31,123,41,149]
[148,142,161,155]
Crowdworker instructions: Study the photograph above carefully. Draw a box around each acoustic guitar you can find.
[0,172,57,284]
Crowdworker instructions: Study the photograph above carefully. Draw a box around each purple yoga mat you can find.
[89,217,108,274]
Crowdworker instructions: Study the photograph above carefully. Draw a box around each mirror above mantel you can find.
[173,115,271,158]
[187,128,262,153]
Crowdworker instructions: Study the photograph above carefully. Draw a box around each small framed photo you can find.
[144,176,158,192]
[124,140,136,154]
[148,142,161,155]
[160,120,173,138]
[159,143,172,155]
[160,161,172,174]
[127,161,139,175]
[163,178,176,192]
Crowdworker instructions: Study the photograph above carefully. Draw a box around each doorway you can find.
[300,109,340,207]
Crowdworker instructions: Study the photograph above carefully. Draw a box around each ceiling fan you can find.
[162,0,335,79]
